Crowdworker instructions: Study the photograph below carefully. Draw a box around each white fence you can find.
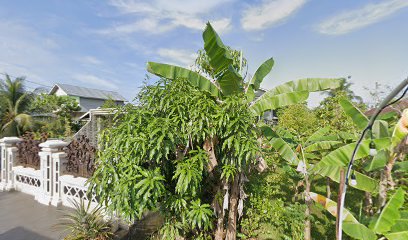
[0,137,96,209]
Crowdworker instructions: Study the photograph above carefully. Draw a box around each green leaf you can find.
[203,22,234,76]
[309,192,376,240]
[261,125,298,165]
[250,78,343,116]
[309,192,358,222]
[266,78,343,95]
[391,109,408,149]
[250,91,309,116]
[305,127,331,143]
[246,58,274,101]
[146,62,220,98]
[387,220,408,240]
[314,138,391,169]
[315,165,379,192]
[372,120,389,139]
[363,149,388,172]
[203,23,243,95]
[384,231,408,240]
[217,65,243,96]
[394,161,408,172]
[304,141,342,153]
[343,223,377,240]
[369,188,405,234]
[339,98,368,130]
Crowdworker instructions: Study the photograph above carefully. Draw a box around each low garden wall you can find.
[0,136,97,209]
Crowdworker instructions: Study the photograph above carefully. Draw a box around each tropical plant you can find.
[90,22,342,240]
[58,199,113,240]
[311,188,407,240]
[0,74,33,136]
[29,93,81,137]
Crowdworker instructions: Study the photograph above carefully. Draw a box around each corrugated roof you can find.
[50,83,127,101]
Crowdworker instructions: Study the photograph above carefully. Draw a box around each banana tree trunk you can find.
[225,174,240,240]
[364,191,373,216]
[377,170,387,210]
[326,177,331,199]
[304,175,312,240]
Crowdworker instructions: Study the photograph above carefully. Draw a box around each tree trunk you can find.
[364,191,373,216]
[214,182,226,240]
[326,177,331,199]
[304,175,312,240]
[385,154,398,190]
[377,170,387,210]
[225,175,240,240]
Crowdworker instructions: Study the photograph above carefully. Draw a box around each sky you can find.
[0,0,407,104]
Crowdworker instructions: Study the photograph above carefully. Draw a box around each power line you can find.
[0,72,52,88]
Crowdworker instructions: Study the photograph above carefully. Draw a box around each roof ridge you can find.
[56,83,120,94]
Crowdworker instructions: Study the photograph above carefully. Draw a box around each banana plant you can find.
[311,188,406,240]
[146,22,343,239]
[147,22,343,116]
[262,125,343,240]
[336,98,408,208]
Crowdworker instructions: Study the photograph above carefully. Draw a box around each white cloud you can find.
[157,48,197,66]
[241,0,307,31]
[80,56,103,65]
[74,74,119,90]
[103,0,232,34]
[318,0,408,35]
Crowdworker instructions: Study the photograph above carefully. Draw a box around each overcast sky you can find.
[0,0,407,104]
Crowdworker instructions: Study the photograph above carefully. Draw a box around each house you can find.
[256,88,278,123]
[49,83,126,118]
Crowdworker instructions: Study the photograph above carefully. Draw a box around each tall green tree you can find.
[90,22,343,239]
[0,74,33,136]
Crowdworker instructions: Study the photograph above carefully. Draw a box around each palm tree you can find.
[0,74,33,136]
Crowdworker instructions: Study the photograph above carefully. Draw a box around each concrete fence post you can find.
[37,140,69,205]
[0,137,21,191]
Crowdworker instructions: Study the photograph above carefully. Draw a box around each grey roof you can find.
[50,83,127,102]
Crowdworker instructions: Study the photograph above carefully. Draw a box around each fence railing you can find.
[0,135,97,209]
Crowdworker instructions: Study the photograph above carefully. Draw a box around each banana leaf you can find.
[202,22,234,76]
[203,23,243,95]
[339,98,368,130]
[266,78,344,95]
[304,141,342,153]
[146,62,220,98]
[305,127,331,143]
[363,149,389,172]
[372,120,390,139]
[314,138,391,169]
[261,125,299,165]
[250,91,309,116]
[310,192,376,240]
[369,188,405,234]
[391,109,408,149]
[394,161,408,172]
[387,219,408,240]
[314,165,379,192]
[246,58,274,101]
[343,223,377,240]
[217,65,243,96]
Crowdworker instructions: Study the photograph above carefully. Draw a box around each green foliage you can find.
[94,22,343,239]
[58,199,113,240]
[240,159,305,240]
[276,104,318,139]
[89,78,260,238]
[0,74,33,136]
[29,93,80,137]
[315,91,362,135]
[100,97,119,109]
